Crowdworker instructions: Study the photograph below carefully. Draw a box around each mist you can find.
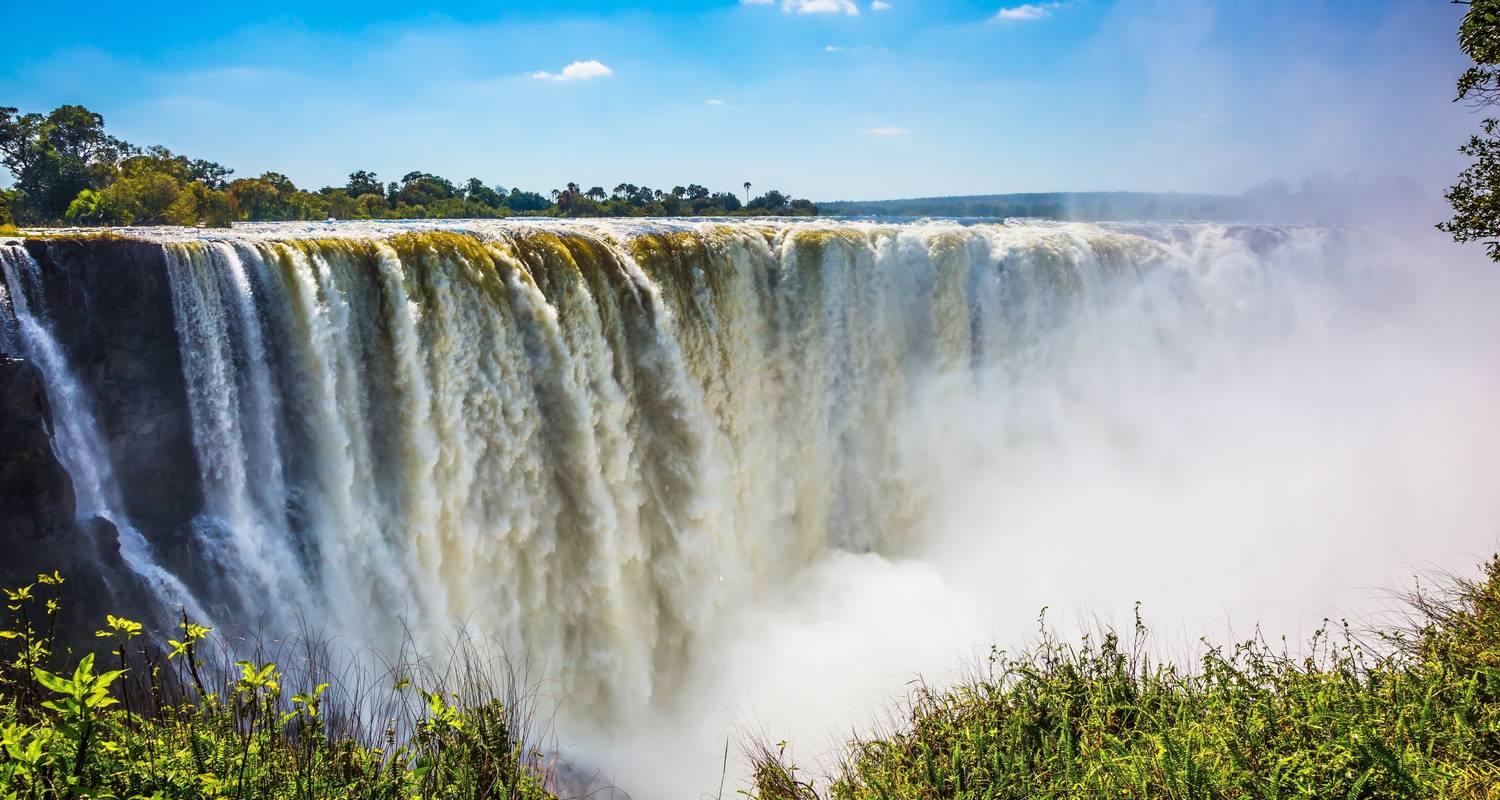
[561,222,1500,798]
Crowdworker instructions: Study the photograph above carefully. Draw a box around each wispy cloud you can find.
[706,98,725,106]
[868,126,910,136]
[994,2,1063,21]
[527,60,613,81]
[871,0,891,10]
[743,0,860,15]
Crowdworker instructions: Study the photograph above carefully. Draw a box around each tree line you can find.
[0,105,817,228]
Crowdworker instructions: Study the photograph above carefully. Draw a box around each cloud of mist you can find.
[561,224,1500,798]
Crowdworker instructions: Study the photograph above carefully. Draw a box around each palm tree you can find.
[744,181,752,206]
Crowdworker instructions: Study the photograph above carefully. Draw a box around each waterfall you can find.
[0,245,207,623]
[9,220,1353,718]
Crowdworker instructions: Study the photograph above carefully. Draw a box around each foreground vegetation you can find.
[0,575,557,799]
[0,105,816,228]
[748,556,1500,799]
[9,557,1495,799]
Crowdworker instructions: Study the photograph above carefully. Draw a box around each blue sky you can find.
[0,1,1474,200]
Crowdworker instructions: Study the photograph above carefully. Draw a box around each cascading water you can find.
[0,246,206,623]
[9,217,1500,798]
[3,220,1378,719]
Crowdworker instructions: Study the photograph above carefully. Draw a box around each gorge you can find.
[3,219,1498,794]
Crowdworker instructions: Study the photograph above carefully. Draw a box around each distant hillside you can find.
[818,191,1251,221]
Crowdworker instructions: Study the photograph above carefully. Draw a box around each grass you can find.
[747,556,1500,799]
[0,574,558,799]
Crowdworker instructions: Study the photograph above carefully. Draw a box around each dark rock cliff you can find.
[0,355,146,635]
[21,239,201,535]
[1,238,203,633]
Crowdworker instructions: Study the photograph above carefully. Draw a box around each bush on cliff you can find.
[0,575,557,800]
[748,556,1500,799]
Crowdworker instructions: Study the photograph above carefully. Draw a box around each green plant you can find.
[0,574,558,800]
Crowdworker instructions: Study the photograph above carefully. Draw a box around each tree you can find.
[189,159,233,190]
[507,189,549,211]
[228,177,284,221]
[347,170,383,198]
[464,178,505,208]
[586,186,606,203]
[556,182,583,216]
[190,184,235,227]
[748,189,790,212]
[100,170,183,225]
[1443,1,1500,258]
[711,191,742,212]
[65,188,130,226]
[744,181,752,205]
[0,105,133,221]
[391,172,456,208]
[260,172,297,195]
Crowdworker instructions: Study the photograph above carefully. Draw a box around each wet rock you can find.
[21,239,201,542]
[0,356,150,639]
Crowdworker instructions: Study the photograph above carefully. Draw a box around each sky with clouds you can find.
[0,0,1475,201]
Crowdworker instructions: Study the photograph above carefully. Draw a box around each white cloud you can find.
[706,98,725,106]
[871,0,891,9]
[528,60,613,81]
[868,126,909,135]
[793,0,859,13]
[994,2,1063,21]
[825,45,844,52]
[743,0,860,15]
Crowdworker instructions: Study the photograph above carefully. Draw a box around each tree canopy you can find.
[1442,0,1500,257]
[0,104,818,228]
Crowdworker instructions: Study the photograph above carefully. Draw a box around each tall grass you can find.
[747,557,1500,799]
[0,574,559,799]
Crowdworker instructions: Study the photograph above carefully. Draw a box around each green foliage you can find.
[0,105,133,222]
[64,189,128,226]
[1,102,819,226]
[0,188,16,226]
[1444,0,1500,258]
[104,170,183,225]
[749,558,1500,800]
[0,575,557,800]
[346,170,383,198]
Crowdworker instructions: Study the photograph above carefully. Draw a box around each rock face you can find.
[0,355,145,635]
[0,239,201,636]
[0,355,77,557]
[21,239,201,536]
